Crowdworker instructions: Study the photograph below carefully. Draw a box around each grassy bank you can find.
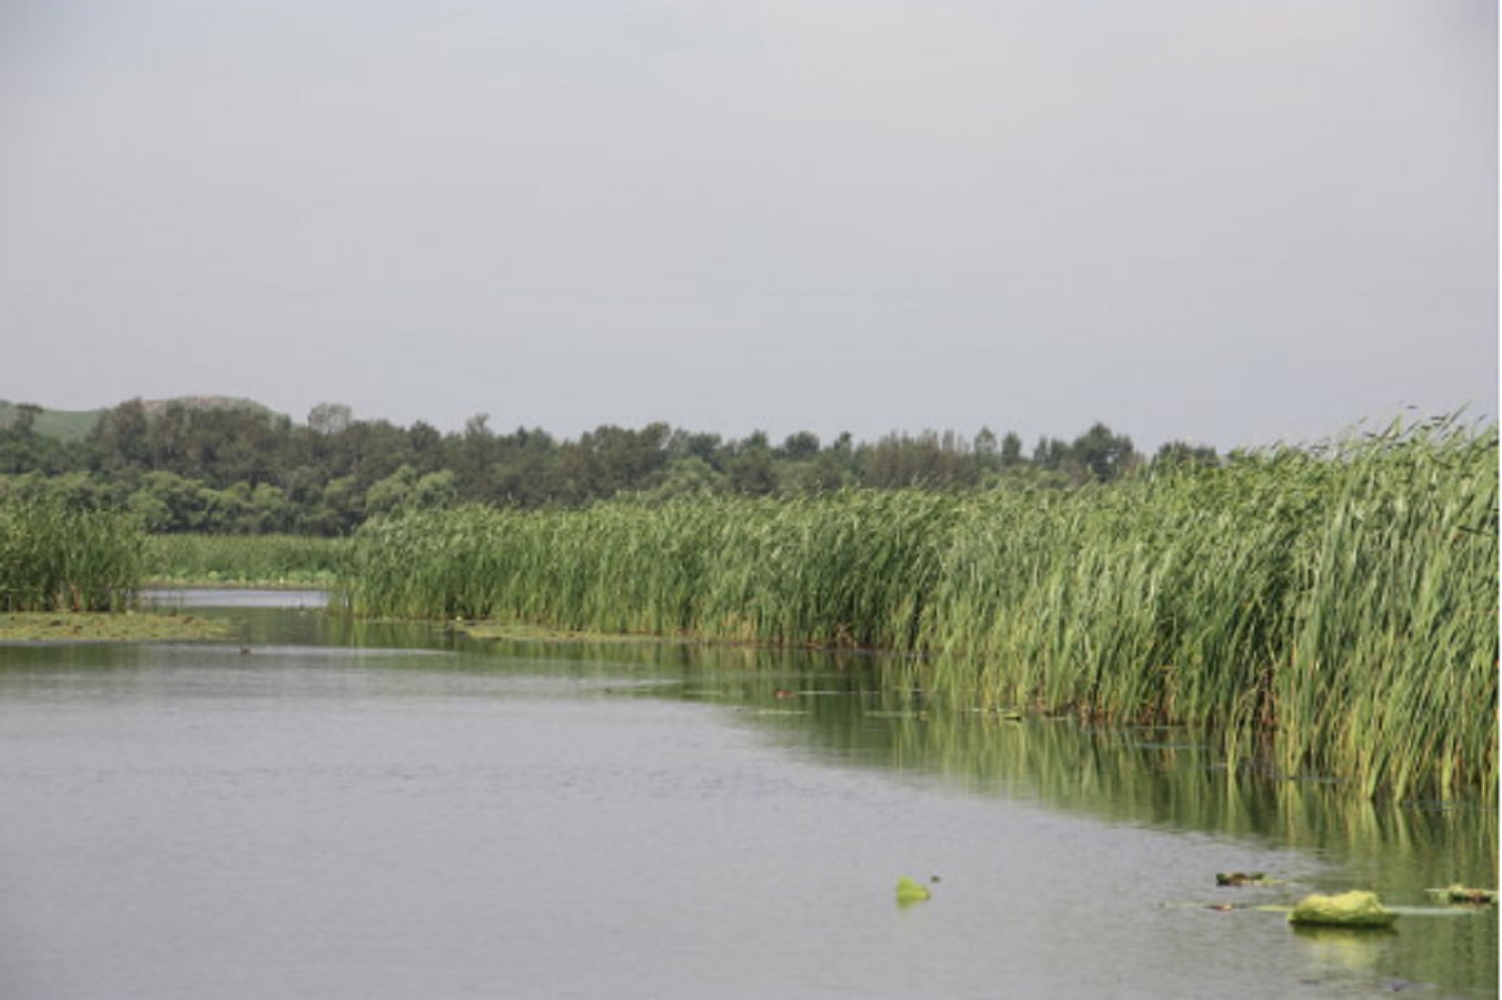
[144,533,348,588]
[0,500,144,612]
[338,420,1498,801]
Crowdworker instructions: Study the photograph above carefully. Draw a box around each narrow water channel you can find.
[0,593,1494,998]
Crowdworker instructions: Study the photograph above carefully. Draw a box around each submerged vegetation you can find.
[340,419,1498,801]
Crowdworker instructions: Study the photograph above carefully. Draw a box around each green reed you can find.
[340,419,1498,800]
[145,533,349,587]
[0,499,145,612]
[922,418,1497,801]
[339,493,955,649]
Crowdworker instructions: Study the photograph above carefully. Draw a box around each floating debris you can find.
[895,876,932,906]
[1425,885,1498,906]
[1287,891,1398,929]
[1216,871,1278,888]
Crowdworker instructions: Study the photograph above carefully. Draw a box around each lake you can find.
[0,592,1495,998]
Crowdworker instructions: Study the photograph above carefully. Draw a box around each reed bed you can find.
[340,419,1498,800]
[340,492,956,649]
[0,499,145,612]
[145,533,349,586]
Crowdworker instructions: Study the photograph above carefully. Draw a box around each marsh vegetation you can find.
[143,533,347,587]
[0,499,143,612]
[340,420,1498,801]
[7,414,1495,801]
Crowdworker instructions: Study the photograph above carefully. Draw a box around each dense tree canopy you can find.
[0,398,1201,534]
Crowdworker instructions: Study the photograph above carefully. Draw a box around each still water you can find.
[0,592,1494,999]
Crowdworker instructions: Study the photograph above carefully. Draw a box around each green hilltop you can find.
[0,402,104,441]
[0,396,275,441]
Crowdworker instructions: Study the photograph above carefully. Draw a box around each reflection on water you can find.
[1,594,1493,998]
[156,596,1501,888]
[456,633,1499,996]
[144,587,332,609]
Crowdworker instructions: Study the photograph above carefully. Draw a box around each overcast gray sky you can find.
[1,1,1495,452]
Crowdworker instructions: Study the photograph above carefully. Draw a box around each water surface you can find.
[0,593,1494,998]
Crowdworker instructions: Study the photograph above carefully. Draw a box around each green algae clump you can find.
[895,876,932,906]
[1287,891,1397,928]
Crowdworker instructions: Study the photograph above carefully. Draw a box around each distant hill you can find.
[0,396,279,441]
[0,401,104,441]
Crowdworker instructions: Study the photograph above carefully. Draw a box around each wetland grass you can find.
[0,499,145,612]
[340,420,1498,800]
[144,533,348,587]
[340,493,953,650]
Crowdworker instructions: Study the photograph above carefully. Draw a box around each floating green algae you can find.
[895,876,932,906]
[1287,891,1398,928]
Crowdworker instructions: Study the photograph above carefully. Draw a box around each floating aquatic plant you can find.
[895,876,932,905]
[1287,890,1398,928]
[1425,885,1498,906]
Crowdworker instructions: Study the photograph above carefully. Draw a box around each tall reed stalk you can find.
[339,419,1498,800]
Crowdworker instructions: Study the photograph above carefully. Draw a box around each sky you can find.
[0,0,1496,453]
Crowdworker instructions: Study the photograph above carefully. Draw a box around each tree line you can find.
[0,398,1217,535]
